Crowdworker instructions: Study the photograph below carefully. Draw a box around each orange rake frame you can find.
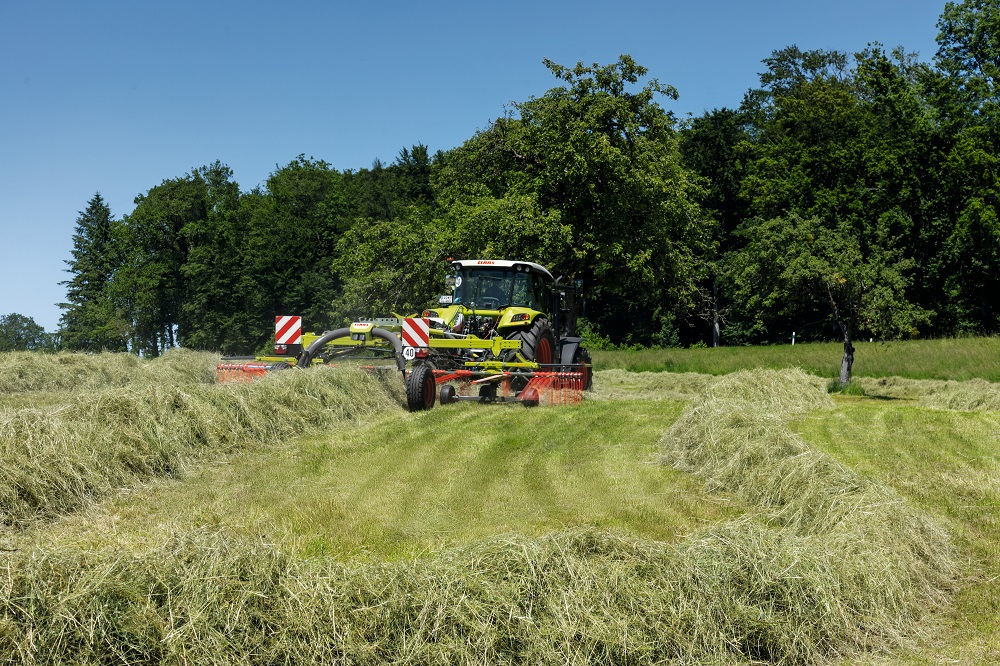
[432,369,585,406]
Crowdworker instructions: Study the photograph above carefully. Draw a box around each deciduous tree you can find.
[729,214,931,385]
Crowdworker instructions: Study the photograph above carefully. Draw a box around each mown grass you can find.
[0,363,403,528]
[594,336,1000,381]
[1,364,963,664]
[658,369,956,661]
[0,347,219,394]
[791,401,1000,663]
[0,350,992,663]
[20,399,736,560]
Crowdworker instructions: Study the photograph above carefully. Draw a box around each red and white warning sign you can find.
[401,317,430,348]
[275,316,302,345]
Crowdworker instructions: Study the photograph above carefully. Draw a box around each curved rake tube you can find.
[298,327,405,372]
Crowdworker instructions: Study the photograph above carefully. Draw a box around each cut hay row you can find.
[0,523,944,666]
[589,368,714,402]
[0,367,403,528]
[661,368,956,660]
[856,375,1000,411]
[0,367,959,664]
[0,348,220,394]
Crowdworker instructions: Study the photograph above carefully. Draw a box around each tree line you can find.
[45,0,997,371]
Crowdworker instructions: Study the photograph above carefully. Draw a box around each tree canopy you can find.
[56,0,1000,379]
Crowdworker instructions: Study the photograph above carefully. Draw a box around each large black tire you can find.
[406,364,436,412]
[504,317,556,366]
[573,347,594,391]
[504,317,556,393]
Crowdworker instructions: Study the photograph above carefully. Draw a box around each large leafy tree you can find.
[0,313,57,352]
[936,0,1000,122]
[928,0,1000,333]
[247,156,352,333]
[113,174,209,356]
[331,209,448,322]
[59,193,127,352]
[680,107,752,344]
[178,163,266,354]
[730,46,934,346]
[730,214,931,385]
[440,56,710,345]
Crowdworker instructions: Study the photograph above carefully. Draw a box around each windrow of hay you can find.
[0,524,952,665]
[0,367,960,664]
[0,367,403,528]
[0,348,220,393]
[661,368,956,659]
[855,375,1000,411]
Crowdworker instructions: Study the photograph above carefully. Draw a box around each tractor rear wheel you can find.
[505,318,555,366]
[406,364,436,412]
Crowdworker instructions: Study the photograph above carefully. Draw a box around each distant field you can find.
[593,336,1000,382]
[0,349,998,663]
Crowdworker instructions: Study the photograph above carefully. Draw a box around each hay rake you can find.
[434,368,586,407]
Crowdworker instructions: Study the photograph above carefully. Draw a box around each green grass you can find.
[0,365,403,528]
[791,400,1000,663]
[594,336,1000,381]
[1,349,997,663]
[21,399,737,560]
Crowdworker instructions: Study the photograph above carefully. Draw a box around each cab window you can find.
[532,274,549,313]
[512,272,533,307]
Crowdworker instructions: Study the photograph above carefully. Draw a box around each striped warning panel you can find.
[275,315,302,344]
[401,317,430,347]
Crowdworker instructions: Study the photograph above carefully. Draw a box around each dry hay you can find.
[0,348,219,394]
[0,522,949,666]
[856,375,1000,411]
[0,366,403,528]
[660,368,956,660]
[589,369,715,402]
[0,367,958,664]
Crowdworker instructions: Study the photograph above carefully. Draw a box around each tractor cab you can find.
[445,260,554,314]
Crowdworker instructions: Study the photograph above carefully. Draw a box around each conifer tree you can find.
[59,193,127,351]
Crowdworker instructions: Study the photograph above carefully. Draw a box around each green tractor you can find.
[219,260,592,411]
[418,260,591,378]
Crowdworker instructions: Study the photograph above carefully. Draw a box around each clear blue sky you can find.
[1,0,947,333]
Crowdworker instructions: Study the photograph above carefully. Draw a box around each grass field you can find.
[791,401,1000,664]
[23,399,737,560]
[0,343,997,663]
[593,336,1000,381]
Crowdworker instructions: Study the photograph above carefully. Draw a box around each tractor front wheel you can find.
[406,364,436,412]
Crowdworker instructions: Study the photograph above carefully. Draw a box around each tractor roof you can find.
[451,259,554,280]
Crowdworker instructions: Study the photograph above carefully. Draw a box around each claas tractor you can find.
[217,259,593,411]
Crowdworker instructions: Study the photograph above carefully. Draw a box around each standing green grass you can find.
[595,336,1000,381]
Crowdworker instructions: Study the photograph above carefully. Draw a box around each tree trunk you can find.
[827,282,854,388]
[839,332,855,388]
[712,275,720,348]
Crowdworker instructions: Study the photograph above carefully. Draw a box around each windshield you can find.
[452,268,545,310]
